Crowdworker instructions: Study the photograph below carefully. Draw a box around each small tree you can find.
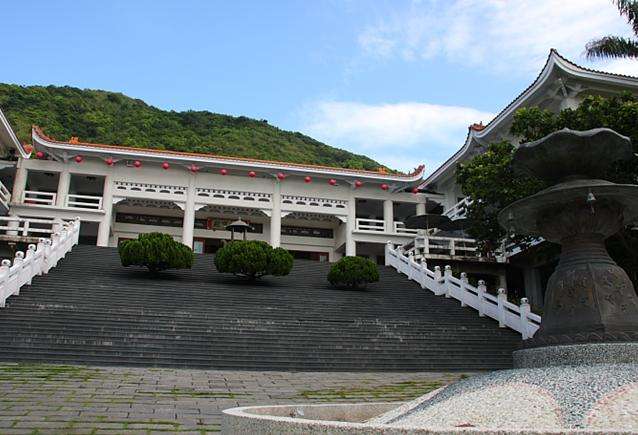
[119,232,195,273]
[328,256,379,290]
[214,240,293,280]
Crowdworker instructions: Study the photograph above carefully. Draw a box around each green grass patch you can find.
[0,363,102,382]
[298,379,444,401]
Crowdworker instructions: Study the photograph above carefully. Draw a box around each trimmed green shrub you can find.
[214,240,293,280]
[118,232,195,273]
[328,256,379,289]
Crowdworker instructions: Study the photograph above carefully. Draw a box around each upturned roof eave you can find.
[32,127,425,185]
[421,49,638,188]
[0,108,30,159]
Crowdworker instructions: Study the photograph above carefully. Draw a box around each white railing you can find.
[0,218,80,308]
[0,181,10,211]
[355,218,385,232]
[385,242,541,339]
[66,194,103,210]
[355,219,420,235]
[0,216,58,240]
[444,197,473,220]
[394,222,419,235]
[22,190,57,206]
[413,235,479,257]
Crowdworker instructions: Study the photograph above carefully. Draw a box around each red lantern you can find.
[105,157,114,166]
[74,155,83,163]
[276,172,286,181]
[220,168,228,176]
[304,176,312,183]
[328,179,337,186]
[133,160,142,168]
[189,164,200,173]
[354,180,363,188]
[380,183,389,191]
[162,162,170,170]
[412,187,419,194]
[248,171,257,178]
[35,151,45,159]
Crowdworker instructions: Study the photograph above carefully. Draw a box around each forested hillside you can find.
[0,84,384,170]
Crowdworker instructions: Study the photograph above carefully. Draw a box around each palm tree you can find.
[586,0,638,59]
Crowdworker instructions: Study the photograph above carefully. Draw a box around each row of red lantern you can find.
[34,151,418,192]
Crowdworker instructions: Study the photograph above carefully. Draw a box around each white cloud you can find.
[300,101,493,172]
[357,0,634,74]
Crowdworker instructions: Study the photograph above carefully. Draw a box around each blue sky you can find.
[2,0,636,173]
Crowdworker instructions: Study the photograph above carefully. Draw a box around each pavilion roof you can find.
[31,126,425,185]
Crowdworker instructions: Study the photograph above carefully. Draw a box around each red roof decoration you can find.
[32,127,425,181]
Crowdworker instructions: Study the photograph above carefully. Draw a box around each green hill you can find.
[0,84,385,171]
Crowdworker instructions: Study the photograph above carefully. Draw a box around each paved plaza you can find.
[0,363,470,434]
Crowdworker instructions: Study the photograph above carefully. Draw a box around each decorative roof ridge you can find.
[32,126,425,180]
[421,49,638,187]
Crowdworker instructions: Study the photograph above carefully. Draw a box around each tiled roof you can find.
[33,126,425,180]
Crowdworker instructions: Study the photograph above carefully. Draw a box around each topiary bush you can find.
[214,240,293,280]
[118,232,195,273]
[328,256,379,289]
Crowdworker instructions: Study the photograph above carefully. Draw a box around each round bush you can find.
[328,256,379,289]
[118,232,195,272]
[214,240,293,280]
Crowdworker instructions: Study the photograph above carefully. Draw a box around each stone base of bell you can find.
[514,341,638,368]
[224,359,638,433]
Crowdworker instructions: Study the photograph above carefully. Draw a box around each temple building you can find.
[0,117,430,262]
[0,49,636,302]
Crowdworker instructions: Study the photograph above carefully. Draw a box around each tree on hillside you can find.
[456,93,638,287]
[586,1,638,59]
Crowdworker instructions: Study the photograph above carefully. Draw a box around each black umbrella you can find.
[438,218,469,232]
[404,213,451,230]
[425,200,443,213]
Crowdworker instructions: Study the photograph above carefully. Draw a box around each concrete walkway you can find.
[0,363,472,434]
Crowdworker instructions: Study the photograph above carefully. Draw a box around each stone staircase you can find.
[0,245,521,371]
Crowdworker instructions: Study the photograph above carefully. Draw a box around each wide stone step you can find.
[0,245,521,370]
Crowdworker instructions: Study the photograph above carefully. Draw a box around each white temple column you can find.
[416,201,426,215]
[181,174,196,248]
[345,193,356,256]
[270,181,281,247]
[12,160,27,203]
[384,199,394,233]
[56,167,71,207]
[97,175,113,247]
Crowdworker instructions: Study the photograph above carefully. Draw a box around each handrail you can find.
[22,190,57,206]
[66,194,103,210]
[385,241,541,338]
[355,218,385,232]
[0,181,10,210]
[0,218,81,308]
[444,197,473,220]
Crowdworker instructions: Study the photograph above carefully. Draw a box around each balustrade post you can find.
[25,245,36,285]
[497,288,507,328]
[407,251,415,280]
[0,259,10,307]
[420,258,428,289]
[444,265,452,298]
[459,272,468,307]
[385,241,392,266]
[423,236,430,254]
[13,252,24,295]
[519,297,531,339]
[43,239,53,273]
[477,280,487,317]
[36,238,46,275]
